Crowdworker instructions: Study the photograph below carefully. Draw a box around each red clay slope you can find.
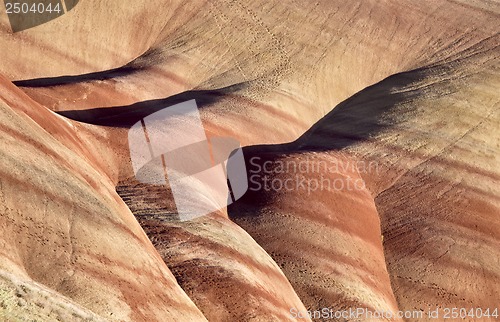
[285,34,500,320]
[0,75,207,321]
[0,0,499,321]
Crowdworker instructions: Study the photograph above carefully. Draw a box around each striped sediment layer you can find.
[0,0,499,321]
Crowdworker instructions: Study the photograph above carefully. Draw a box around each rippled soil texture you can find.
[1,1,499,321]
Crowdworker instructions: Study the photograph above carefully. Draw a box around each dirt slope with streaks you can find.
[1,0,499,321]
[0,76,207,321]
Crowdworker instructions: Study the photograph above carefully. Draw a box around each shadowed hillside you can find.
[1,0,499,321]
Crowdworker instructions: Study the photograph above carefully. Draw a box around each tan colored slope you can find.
[0,75,207,321]
[369,46,500,318]
[141,214,311,321]
[229,151,400,320]
[287,35,500,319]
[9,0,499,189]
[0,70,311,320]
[117,178,311,321]
[228,36,499,320]
[11,0,500,147]
[0,270,105,321]
[0,0,177,79]
[0,0,499,321]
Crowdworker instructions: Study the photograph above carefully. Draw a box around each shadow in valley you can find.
[55,82,246,128]
[13,65,142,87]
[228,67,437,218]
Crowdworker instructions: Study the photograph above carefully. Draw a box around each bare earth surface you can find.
[0,0,499,321]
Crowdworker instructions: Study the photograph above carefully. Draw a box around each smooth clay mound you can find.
[1,0,499,321]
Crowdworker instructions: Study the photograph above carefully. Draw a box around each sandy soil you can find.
[0,0,499,321]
